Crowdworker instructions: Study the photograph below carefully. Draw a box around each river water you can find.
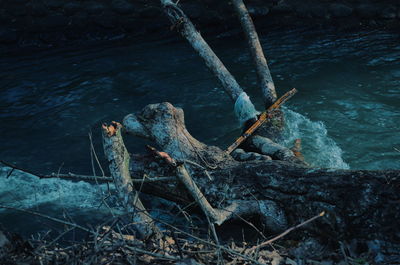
[0,26,399,236]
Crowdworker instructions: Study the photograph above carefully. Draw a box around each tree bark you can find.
[232,0,277,107]
[124,102,400,246]
[160,0,262,127]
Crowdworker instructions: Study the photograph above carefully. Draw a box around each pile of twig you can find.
[0,216,293,265]
[1,202,351,265]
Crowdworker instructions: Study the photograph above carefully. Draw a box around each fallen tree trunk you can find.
[160,0,260,127]
[161,0,243,103]
[123,102,400,248]
[232,0,277,107]
[160,0,286,140]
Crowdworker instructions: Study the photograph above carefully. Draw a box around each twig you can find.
[125,246,179,261]
[171,231,184,259]
[41,173,112,182]
[248,211,325,252]
[42,227,75,249]
[0,160,37,176]
[184,159,213,180]
[147,145,224,224]
[142,212,265,265]
[207,216,224,265]
[0,205,93,234]
[340,241,350,265]
[88,131,106,177]
[39,173,173,184]
[0,161,174,184]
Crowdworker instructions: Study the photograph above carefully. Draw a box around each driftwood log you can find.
[123,102,400,249]
[232,0,277,107]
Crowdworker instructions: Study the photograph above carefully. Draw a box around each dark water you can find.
[0,26,399,235]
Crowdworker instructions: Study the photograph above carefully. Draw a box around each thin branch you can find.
[146,212,265,265]
[0,205,93,234]
[89,131,106,177]
[248,211,325,252]
[226,88,297,154]
[0,161,173,184]
[125,246,180,261]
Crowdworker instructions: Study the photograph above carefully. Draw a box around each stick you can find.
[0,160,37,177]
[125,246,180,261]
[1,161,173,184]
[248,211,325,252]
[232,0,277,106]
[41,173,112,183]
[144,212,265,265]
[146,146,263,228]
[226,88,297,154]
[39,173,174,184]
[146,145,222,224]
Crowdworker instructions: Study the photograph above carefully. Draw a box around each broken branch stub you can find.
[102,121,162,240]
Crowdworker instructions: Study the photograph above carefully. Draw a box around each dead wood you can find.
[102,121,162,240]
[161,0,244,103]
[124,102,400,247]
[160,0,287,141]
[232,0,277,106]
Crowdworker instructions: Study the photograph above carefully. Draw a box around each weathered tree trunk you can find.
[102,122,162,240]
[161,0,243,103]
[232,0,277,107]
[160,0,259,127]
[160,0,286,140]
[123,102,400,247]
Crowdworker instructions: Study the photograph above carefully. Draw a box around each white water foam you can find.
[234,92,259,126]
[281,108,349,169]
[0,167,112,211]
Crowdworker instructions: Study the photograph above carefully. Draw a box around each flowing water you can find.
[0,26,399,236]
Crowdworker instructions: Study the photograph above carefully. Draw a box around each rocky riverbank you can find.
[1,0,400,52]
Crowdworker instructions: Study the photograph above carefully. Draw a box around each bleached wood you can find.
[102,122,162,240]
[232,0,277,106]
